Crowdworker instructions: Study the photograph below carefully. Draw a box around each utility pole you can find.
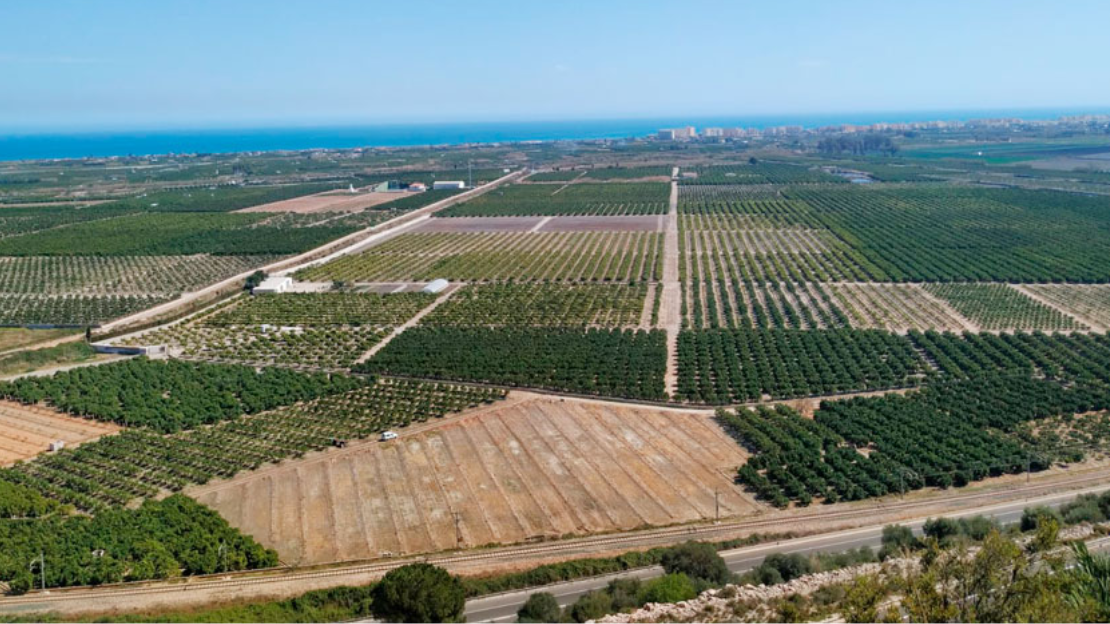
[714,490,720,524]
[468,159,473,189]
[218,540,228,573]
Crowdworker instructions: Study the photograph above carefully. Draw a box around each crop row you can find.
[675,328,925,404]
[438,182,669,217]
[0,293,170,326]
[208,292,434,326]
[679,163,845,185]
[421,283,647,328]
[0,358,364,433]
[357,327,667,401]
[683,276,848,331]
[923,283,1084,331]
[788,185,1110,283]
[296,232,663,283]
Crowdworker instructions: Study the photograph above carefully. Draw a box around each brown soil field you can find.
[237,191,407,213]
[191,395,757,566]
[539,215,664,232]
[0,400,121,466]
[414,217,543,232]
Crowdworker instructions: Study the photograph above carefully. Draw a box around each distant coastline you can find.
[1,108,1107,162]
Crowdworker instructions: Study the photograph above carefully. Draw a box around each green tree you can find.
[569,590,613,623]
[639,573,697,604]
[517,592,560,623]
[660,541,732,585]
[6,572,32,596]
[371,563,465,623]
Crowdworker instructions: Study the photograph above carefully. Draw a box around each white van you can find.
[379,431,398,442]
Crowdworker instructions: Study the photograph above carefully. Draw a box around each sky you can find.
[1,0,1109,133]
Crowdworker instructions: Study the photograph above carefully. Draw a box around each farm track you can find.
[8,467,1110,617]
[353,285,463,364]
[662,181,681,396]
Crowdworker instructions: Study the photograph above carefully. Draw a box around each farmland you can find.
[923,283,1085,331]
[192,395,755,564]
[296,231,663,283]
[421,283,647,328]
[12,132,1110,609]
[436,182,668,217]
[357,327,667,400]
[0,401,120,466]
[0,378,503,513]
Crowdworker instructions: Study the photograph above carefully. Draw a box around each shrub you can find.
[570,590,614,623]
[660,541,732,586]
[371,563,465,623]
[639,573,697,605]
[517,592,560,623]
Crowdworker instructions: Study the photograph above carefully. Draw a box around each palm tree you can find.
[1068,541,1110,620]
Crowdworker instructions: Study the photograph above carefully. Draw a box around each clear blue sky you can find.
[2,0,1108,132]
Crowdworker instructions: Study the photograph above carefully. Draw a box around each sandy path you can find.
[661,181,682,396]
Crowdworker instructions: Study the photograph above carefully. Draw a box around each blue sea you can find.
[0,108,1104,162]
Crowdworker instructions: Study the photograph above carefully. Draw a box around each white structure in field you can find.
[49,440,66,452]
[422,278,449,294]
[407,182,427,192]
[254,276,293,294]
[432,180,466,190]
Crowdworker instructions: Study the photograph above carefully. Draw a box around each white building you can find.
[432,180,466,190]
[407,182,427,192]
[254,276,293,294]
[423,278,449,294]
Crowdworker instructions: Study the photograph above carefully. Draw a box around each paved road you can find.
[464,487,1097,622]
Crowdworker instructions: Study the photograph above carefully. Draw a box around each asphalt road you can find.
[464,486,1099,622]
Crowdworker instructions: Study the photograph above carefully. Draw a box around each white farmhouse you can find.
[432,180,466,190]
[254,276,293,294]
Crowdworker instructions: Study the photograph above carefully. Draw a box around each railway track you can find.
[6,467,1110,612]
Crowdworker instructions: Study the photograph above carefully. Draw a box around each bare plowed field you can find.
[237,191,407,213]
[0,400,121,466]
[191,396,756,565]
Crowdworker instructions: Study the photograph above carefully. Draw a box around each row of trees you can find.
[676,327,925,404]
[0,358,364,433]
[358,327,668,400]
[0,496,277,592]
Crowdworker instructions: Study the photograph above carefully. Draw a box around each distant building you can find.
[373,180,406,192]
[407,182,427,192]
[657,129,676,140]
[423,278,449,294]
[432,181,466,190]
[254,276,293,294]
[702,127,723,137]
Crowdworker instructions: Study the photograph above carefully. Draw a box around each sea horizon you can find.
[1,107,1108,162]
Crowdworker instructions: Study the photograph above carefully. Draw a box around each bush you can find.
[1060,494,1109,525]
[517,592,560,623]
[879,525,920,560]
[660,541,732,586]
[6,572,32,596]
[1020,506,1063,532]
[570,590,613,623]
[750,553,812,586]
[371,563,465,623]
[606,577,644,611]
[639,573,697,605]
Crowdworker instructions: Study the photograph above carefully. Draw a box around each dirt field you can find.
[191,395,757,565]
[237,191,407,213]
[0,400,121,466]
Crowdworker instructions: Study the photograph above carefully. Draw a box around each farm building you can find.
[407,182,427,192]
[432,180,466,190]
[372,180,406,192]
[254,276,293,294]
[423,279,449,294]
